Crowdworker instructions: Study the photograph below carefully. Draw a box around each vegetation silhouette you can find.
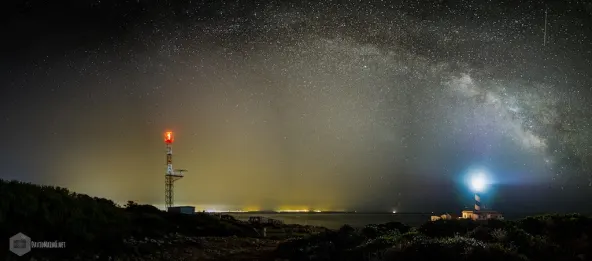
[1,179,591,261]
[0,179,257,260]
[275,214,592,261]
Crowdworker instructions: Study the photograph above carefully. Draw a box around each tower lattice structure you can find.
[164,131,187,209]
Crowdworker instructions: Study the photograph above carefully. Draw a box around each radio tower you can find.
[164,131,187,210]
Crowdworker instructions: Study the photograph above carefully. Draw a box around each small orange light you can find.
[164,131,174,143]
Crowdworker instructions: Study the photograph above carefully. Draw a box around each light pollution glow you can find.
[7,2,591,213]
[193,205,331,213]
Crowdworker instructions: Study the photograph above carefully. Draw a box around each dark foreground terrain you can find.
[1,179,591,261]
[275,214,592,261]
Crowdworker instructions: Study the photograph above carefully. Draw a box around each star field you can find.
[1,0,591,212]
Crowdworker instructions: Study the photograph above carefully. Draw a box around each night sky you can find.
[2,0,592,213]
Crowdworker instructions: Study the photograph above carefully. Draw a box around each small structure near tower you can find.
[431,213,454,221]
[168,206,195,215]
[163,131,188,211]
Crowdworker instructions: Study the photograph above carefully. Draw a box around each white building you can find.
[430,213,454,221]
[460,210,504,221]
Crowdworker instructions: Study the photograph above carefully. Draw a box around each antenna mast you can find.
[164,131,187,209]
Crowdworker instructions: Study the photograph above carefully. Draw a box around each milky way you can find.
[2,0,592,211]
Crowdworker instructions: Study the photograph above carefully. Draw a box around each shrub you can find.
[467,226,494,242]
[491,228,508,241]
[275,234,332,261]
[381,236,527,261]
[360,222,409,240]
[360,225,380,238]
[348,231,402,260]
[418,219,478,238]
[502,227,562,260]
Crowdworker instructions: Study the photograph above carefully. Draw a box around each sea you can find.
[227,212,543,229]
[228,213,434,229]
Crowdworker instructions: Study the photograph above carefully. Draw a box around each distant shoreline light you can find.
[154,205,402,214]
[204,209,249,213]
[276,209,322,213]
[200,209,328,213]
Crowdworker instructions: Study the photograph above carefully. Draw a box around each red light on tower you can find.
[164,131,174,144]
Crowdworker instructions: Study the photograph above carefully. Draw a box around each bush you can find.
[334,224,365,249]
[463,224,564,260]
[275,224,369,261]
[381,236,527,261]
[518,214,592,245]
[125,201,162,214]
[467,226,494,242]
[515,214,592,258]
[418,219,478,238]
[347,230,407,261]
[275,234,331,260]
[361,222,411,239]
[503,227,562,260]
[360,225,380,238]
